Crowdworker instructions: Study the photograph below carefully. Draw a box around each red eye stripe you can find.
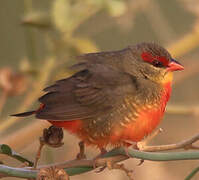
[141,52,154,63]
[141,52,169,67]
[157,56,169,67]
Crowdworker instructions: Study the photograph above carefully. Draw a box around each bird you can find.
[12,42,184,153]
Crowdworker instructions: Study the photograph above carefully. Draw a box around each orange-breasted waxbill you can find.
[13,42,184,151]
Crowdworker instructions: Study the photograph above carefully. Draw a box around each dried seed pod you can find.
[37,167,69,180]
[34,126,64,169]
[41,126,64,148]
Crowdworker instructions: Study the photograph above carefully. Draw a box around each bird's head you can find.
[127,42,184,85]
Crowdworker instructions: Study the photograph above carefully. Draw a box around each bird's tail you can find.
[11,103,45,117]
[11,111,36,117]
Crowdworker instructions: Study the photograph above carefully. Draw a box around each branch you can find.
[0,165,37,179]
[1,132,199,178]
[138,133,199,152]
[2,147,199,179]
[0,144,33,167]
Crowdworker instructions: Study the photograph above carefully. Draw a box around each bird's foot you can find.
[122,141,137,158]
[124,128,163,166]
[93,147,134,179]
[122,141,145,166]
[76,141,87,160]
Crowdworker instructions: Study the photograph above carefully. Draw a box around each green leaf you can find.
[0,144,34,167]
[0,144,12,155]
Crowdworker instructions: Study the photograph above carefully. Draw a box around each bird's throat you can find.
[162,71,173,84]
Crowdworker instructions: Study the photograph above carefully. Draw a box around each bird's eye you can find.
[152,60,164,68]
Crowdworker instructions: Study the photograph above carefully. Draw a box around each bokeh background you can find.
[0,0,199,179]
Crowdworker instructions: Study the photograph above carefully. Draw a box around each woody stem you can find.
[34,138,45,169]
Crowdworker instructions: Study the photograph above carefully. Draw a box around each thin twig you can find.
[138,133,199,152]
[137,128,163,149]
[34,140,45,169]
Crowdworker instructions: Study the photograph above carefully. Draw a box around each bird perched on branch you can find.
[13,42,184,153]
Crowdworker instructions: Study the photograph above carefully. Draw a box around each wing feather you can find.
[36,57,136,121]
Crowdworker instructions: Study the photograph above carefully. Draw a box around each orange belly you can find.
[49,107,163,148]
[110,108,164,145]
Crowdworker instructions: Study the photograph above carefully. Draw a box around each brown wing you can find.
[36,63,137,121]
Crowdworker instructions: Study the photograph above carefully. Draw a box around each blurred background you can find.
[0,0,199,179]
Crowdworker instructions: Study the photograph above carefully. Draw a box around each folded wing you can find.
[36,63,136,121]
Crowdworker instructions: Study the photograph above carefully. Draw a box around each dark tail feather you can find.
[11,111,36,117]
